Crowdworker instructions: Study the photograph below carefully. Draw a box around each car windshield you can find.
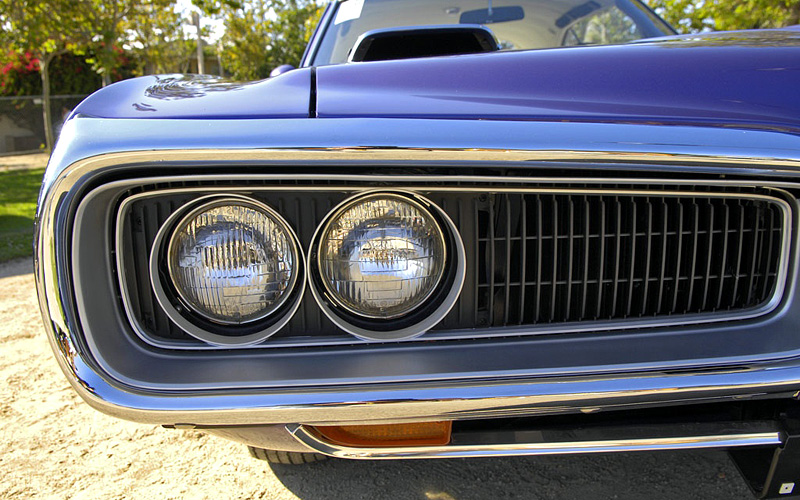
[310,0,675,66]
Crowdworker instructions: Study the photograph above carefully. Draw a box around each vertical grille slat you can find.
[595,198,606,319]
[473,200,481,325]
[760,208,777,300]
[701,201,714,311]
[488,198,496,325]
[685,201,699,313]
[716,203,731,310]
[642,200,653,315]
[731,204,746,309]
[670,202,684,314]
[476,192,785,328]
[746,206,762,305]
[518,196,527,325]
[611,199,622,318]
[565,199,575,321]
[535,197,543,323]
[503,195,512,325]
[625,200,637,317]
[580,198,591,319]
[657,200,669,314]
[550,197,559,322]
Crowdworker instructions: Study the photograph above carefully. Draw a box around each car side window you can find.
[562,7,642,46]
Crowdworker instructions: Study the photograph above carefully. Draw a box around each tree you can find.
[219,0,322,81]
[269,0,324,68]
[0,0,93,151]
[126,0,193,75]
[1,51,101,96]
[83,1,137,87]
[192,0,243,16]
[648,0,800,33]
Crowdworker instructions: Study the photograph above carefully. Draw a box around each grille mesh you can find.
[476,193,784,326]
[117,185,789,347]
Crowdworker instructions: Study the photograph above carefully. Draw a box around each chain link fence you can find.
[0,95,89,155]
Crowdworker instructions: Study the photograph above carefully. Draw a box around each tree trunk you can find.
[193,12,205,74]
[788,4,800,26]
[102,68,112,87]
[39,54,55,153]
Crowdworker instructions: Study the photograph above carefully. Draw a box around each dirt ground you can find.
[0,153,49,172]
[0,255,759,499]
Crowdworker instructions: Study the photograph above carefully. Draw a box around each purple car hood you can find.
[71,68,313,120]
[72,28,800,131]
[315,28,800,131]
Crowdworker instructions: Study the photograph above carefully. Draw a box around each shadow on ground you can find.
[270,450,753,499]
[0,257,33,279]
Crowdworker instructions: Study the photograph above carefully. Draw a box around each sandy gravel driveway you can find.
[0,256,755,499]
[0,153,49,172]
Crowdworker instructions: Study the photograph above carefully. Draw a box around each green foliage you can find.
[271,1,324,66]
[192,0,244,16]
[0,51,103,96]
[0,52,41,96]
[126,0,193,75]
[81,0,151,85]
[564,8,642,45]
[0,0,180,149]
[219,0,322,81]
[648,0,800,33]
[0,0,95,150]
[0,168,45,261]
[0,1,84,55]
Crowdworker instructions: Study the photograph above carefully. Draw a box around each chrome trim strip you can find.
[105,177,792,350]
[287,424,783,460]
[31,347,800,425]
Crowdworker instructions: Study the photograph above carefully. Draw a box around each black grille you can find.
[116,184,789,347]
[476,193,785,326]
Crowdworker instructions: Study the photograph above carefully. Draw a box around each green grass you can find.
[0,168,45,262]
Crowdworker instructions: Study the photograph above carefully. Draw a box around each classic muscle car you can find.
[36,0,800,496]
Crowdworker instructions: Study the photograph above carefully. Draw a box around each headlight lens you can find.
[317,193,446,319]
[167,199,298,325]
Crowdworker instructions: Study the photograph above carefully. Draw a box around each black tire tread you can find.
[247,446,328,464]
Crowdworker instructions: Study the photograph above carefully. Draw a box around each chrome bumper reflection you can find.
[288,423,783,460]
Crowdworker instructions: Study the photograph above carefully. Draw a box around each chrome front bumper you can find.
[36,117,800,428]
[287,422,784,459]
[36,316,800,426]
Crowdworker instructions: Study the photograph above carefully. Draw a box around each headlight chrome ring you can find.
[149,194,305,346]
[309,191,465,341]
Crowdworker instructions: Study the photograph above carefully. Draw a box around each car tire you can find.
[247,446,328,464]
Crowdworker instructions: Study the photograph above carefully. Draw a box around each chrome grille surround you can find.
[34,127,800,423]
[112,180,793,350]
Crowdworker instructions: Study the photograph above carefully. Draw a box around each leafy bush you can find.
[0,48,137,97]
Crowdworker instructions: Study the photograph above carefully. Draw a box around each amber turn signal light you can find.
[313,421,452,447]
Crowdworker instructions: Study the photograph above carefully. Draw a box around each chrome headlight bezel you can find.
[149,194,305,346]
[308,190,465,341]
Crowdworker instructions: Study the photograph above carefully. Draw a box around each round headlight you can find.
[167,199,298,324]
[318,193,445,318]
[310,191,465,341]
[150,195,304,346]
